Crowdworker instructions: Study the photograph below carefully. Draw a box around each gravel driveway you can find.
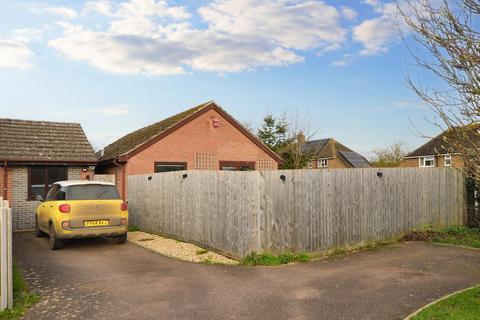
[14,232,480,320]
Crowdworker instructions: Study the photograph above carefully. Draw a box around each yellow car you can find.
[35,181,128,250]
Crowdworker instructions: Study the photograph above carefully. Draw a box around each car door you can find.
[39,184,59,230]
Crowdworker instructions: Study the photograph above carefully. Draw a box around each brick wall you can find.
[400,155,464,168]
[103,109,279,198]
[11,167,37,231]
[309,158,350,169]
[11,166,88,231]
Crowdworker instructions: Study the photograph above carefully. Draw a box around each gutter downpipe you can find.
[2,160,7,200]
[113,158,126,201]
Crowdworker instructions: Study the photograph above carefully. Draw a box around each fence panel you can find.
[0,197,13,311]
[128,168,467,258]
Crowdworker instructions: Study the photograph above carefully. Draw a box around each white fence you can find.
[128,168,467,258]
[0,197,13,311]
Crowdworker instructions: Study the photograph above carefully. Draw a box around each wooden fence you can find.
[128,168,467,258]
[0,198,13,311]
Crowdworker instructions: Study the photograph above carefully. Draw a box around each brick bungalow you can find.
[0,118,97,231]
[400,127,472,168]
[304,138,371,169]
[96,101,283,199]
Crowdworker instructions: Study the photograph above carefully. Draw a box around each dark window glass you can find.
[48,167,68,187]
[154,163,186,173]
[30,167,46,198]
[220,162,255,171]
[53,187,66,201]
[66,185,120,200]
[45,184,59,201]
[29,167,68,199]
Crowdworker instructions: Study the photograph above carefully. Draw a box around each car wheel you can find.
[114,234,127,244]
[49,224,64,250]
[35,217,46,238]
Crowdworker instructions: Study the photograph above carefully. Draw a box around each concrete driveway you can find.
[14,233,480,320]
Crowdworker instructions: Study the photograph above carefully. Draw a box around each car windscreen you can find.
[65,185,121,200]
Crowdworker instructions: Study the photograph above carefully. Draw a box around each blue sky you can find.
[0,0,441,157]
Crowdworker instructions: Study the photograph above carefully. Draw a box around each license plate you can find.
[84,220,109,227]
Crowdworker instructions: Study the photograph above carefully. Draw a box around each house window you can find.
[317,159,328,168]
[154,162,186,173]
[220,161,255,171]
[28,166,68,199]
[444,154,452,167]
[419,156,435,167]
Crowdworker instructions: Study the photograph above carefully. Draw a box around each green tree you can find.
[257,114,288,152]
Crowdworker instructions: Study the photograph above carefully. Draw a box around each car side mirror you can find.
[35,195,44,202]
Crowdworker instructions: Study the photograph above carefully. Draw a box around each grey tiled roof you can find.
[0,118,97,163]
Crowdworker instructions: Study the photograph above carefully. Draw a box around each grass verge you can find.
[411,286,480,320]
[402,226,480,249]
[241,252,311,266]
[128,225,141,232]
[0,263,40,320]
[240,240,394,266]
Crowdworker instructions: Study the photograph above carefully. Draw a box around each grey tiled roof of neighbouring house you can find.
[0,118,97,163]
[303,139,330,156]
[406,124,480,157]
[304,138,371,168]
[339,151,371,168]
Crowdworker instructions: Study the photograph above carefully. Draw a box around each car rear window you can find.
[65,185,121,200]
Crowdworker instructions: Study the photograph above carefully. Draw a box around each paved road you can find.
[14,233,480,320]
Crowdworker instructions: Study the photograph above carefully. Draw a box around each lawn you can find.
[411,286,480,320]
[432,226,480,248]
[0,263,39,320]
[402,226,480,249]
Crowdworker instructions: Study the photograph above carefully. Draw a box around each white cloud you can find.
[0,39,34,69]
[353,17,398,55]
[332,60,347,67]
[394,101,427,109]
[54,105,130,117]
[44,6,78,19]
[86,0,190,21]
[341,6,358,20]
[199,0,346,51]
[354,0,441,56]
[49,0,347,75]
[12,28,44,43]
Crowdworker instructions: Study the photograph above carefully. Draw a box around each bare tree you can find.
[280,111,318,169]
[398,0,480,177]
[372,141,410,167]
[399,0,480,227]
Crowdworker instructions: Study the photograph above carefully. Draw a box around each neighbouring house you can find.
[0,118,97,231]
[400,127,474,168]
[304,138,371,169]
[96,101,283,199]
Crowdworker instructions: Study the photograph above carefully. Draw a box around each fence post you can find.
[0,198,7,311]
[6,201,12,309]
[0,198,13,311]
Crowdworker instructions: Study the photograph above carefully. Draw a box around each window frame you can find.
[153,162,187,173]
[317,158,328,168]
[27,166,68,200]
[419,156,435,168]
[444,154,452,167]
